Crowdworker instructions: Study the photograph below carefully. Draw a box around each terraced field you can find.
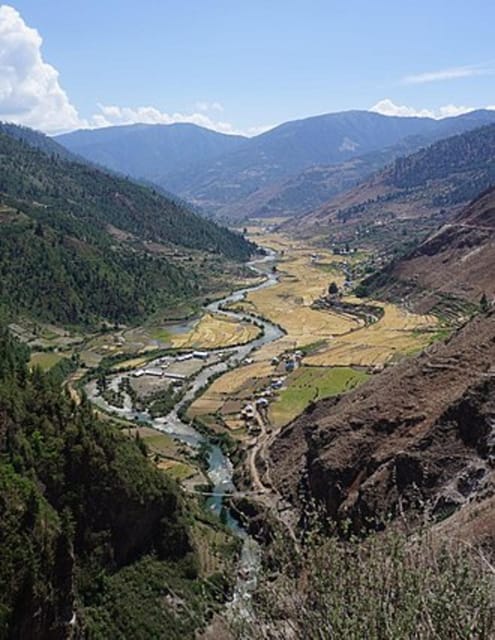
[188,360,273,426]
[171,312,260,349]
[306,302,437,367]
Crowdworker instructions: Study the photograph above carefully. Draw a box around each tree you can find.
[328,282,339,296]
[96,372,108,393]
[480,292,489,312]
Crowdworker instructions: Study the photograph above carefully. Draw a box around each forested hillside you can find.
[56,122,247,183]
[0,128,253,256]
[388,124,495,206]
[0,128,255,326]
[0,122,77,161]
[289,123,495,249]
[0,327,212,638]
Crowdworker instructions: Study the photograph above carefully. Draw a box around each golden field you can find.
[188,232,438,433]
[306,302,437,367]
[171,312,260,349]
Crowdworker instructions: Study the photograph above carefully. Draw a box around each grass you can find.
[29,351,66,370]
[149,327,172,343]
[158,460,196,482]
[269,366,369,427]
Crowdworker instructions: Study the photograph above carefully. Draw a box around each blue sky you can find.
[1,0,495,134]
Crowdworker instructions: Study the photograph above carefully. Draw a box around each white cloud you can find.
[370,98,495,120]
[0,6,268,137]
[89,103,255,136]
[402,65,491,85]
[0,4,82,133]
[0,6,274,138]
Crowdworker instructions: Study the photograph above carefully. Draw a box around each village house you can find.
[143,367,163,377]
[177,353,193,362]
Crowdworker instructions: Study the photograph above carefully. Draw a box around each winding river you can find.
[86,249,283,603]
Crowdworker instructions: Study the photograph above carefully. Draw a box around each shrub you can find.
[230,527,495,639]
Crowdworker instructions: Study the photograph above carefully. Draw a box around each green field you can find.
[163,461,196,481]
[269,365,369,428]
[29,351,66,370]
[149,327,172,343]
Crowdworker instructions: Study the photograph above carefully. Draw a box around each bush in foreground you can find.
[231,526,495,639]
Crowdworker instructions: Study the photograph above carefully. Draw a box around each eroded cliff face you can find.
[269,313,495,545]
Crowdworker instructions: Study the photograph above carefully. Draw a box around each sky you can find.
[1,0,495,135]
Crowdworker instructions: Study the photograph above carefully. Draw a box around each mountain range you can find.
[56,109,495,220]
[287,122,495,254]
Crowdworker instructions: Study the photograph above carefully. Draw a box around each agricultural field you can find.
[132,427,205,486]
[29,351,66,370]
[189,232,438,441]
[156,459,196,482]
[171,312,260,349]
[187,360,273,426]
[269,366,369,428]
[231,236,361,360]
[305,302,437,367]
[111,355,152,371]
[133,427,178,457]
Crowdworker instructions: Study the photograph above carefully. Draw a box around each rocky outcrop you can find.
[269,313,495,546]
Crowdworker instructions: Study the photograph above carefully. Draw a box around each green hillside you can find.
[0,127,255,326]
[388,123,495,205]
[0,327,214,638]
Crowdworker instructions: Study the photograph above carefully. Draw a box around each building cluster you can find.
[239,349,305,434]
[131,351,210,381]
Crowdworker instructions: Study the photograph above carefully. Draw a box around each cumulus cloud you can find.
[0,6,268,137]
[0,5,274,137]
[402,65,491,85]
[370,98,495,120]
[89,103,256,136]
[0,4,82,133]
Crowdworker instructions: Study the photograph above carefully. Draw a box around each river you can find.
[85,249,283,604]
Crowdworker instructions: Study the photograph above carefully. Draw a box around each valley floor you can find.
[188,229,437,439]
[19,226,441,502]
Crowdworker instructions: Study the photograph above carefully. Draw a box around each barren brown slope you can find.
[364,186,495,313]
[269,311,495,547]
